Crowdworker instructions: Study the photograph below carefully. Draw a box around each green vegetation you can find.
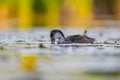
[38,43,45,48]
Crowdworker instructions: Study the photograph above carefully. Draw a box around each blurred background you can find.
[0,0,120,30]
[1,1,120,80]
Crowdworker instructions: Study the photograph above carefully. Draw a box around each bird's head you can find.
[50,29,65,44]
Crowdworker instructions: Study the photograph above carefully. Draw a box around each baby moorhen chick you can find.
[50,29,95,44]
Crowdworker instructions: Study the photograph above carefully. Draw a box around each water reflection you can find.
[0,28,120,80]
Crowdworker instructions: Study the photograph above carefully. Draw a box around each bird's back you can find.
[66,35,95,43]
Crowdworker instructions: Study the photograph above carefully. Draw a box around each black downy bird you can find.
[50,29,95,44]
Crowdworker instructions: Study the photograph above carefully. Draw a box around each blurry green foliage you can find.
[33,0,62,13]
[33,0,47,13]
[0,0,7,4]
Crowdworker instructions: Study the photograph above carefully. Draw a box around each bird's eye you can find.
[58,37,61,39]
